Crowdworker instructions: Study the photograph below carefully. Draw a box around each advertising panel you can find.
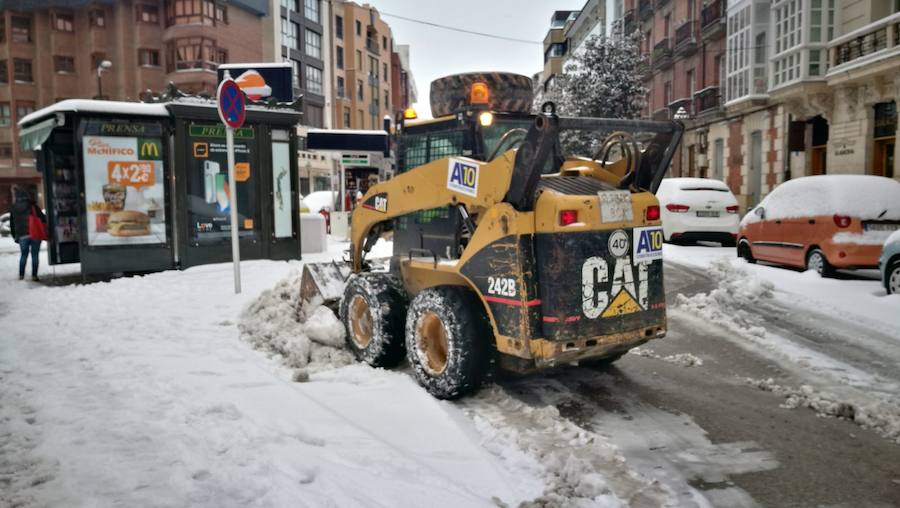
[82,132,167,246]
[217,63,293,102]
[271,139,293,238]
[187,124,257,243]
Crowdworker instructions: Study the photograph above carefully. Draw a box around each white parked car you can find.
[299,191,338,214]
[657,177,740,246]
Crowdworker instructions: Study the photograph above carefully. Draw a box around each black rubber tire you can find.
[886,260,900,295]
[405,286,495,399]
[806,248,835,278]
[738,240,756,264]
[430,72,534,117]
[339,273,408,367]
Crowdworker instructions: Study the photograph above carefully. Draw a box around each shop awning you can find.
[19,116,61,152]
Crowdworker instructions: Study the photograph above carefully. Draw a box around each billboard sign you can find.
[218,63,293,102]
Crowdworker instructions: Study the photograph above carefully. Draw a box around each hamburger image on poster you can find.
[82,135,167,246]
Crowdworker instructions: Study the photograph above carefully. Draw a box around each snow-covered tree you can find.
[537,29,647,156]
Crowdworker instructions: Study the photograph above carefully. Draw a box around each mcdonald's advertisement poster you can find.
[82,135,167,246]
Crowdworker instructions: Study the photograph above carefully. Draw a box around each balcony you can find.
[365,37,380,55]
[652,108,670,121]
[667,97,693,119]
[652,38,672,69]
[638,58,652,81]
[701,0,726,40]
[674,21,697,56]
[694,87,722,114]
[828,12,900,78]
[655,0,671,7]
[834,27,888,66]
[638,0,653,21]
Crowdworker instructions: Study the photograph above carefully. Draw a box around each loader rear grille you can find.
[537,176,616,196]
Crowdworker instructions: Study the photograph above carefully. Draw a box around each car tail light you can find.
[645,205,660,221]
[726,205,739,214]
[833,214,851,228]
[666,203,690,213]
[559,210,578,226]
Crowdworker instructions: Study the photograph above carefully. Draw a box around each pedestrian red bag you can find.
[28,206,48,241]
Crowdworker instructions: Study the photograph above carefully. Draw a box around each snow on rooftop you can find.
[18,99,169,126]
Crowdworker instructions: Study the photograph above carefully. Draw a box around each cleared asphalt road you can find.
[496,258,900,507]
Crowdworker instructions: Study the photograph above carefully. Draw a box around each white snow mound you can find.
[239,270,353,374]
[675,258,774,336]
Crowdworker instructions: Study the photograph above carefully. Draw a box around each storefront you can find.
[17,99,302,276]
[873,101,896,178]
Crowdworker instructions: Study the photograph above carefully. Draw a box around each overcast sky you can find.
[365,0,586,118]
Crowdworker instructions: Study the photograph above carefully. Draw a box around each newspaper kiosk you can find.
[17,98,302,276]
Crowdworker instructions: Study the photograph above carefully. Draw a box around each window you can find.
[0,144,12,159]
[355,50,362,70]
[358,109,364,128]
[304,0,320,23]
[12,16,32,43]
[90,9,106,27]
[305,65,323,94]
[0,61,7,84]
[369,56,378,78]
[282,19,299,49]
[0,18,4,43]
[382,36,387,50]
[137,4,159,24]
[336,46,344,69]
[383,63,388,82]
[53,12,74,32]
[13,59,32,82]
[343,107,351,128]
[664,14,670,37]
[166,37,219,71]
[357,79,364,100]
[165,0,218,26]
[215,5,227,23]
[54,56,75,73]
[337,76,345,97]
[0,104,10,126]
[213,48,227,65]
[305,29,322,59]
[335,15,343,38]
[90,53,107,71]
[16,102,35,121]
[355,20,361,36]
[139,49,161,66]
[289,59,300,88]
[384,90,389,110]
[304,103,324,128]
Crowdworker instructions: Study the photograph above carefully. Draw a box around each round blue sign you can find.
[217,79,246,129]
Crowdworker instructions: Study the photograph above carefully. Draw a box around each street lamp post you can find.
[96,60,112,99]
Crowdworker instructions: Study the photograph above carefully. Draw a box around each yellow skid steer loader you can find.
[302,73,682,398]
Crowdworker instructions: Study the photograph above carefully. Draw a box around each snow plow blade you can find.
[300,262,351,310]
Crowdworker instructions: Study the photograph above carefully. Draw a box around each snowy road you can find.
[2,237,899,507]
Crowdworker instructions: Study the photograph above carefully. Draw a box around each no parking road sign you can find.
[217,79,246,129]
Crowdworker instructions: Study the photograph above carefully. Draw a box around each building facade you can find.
[640,0,900,210]
[0,0,268,213]
[390,43,417,119]
[328,0,393,130]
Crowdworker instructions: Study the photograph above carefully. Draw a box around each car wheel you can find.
[806,248,835,278]
[888,261,900,295]
[738,240,756,264]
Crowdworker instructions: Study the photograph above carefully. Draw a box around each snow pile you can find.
[629,347,704,367]
[463,386,673,507]
[675,258,774,336]
[746,378,900,444]
[239,270,353,377]
[741,175,900,225]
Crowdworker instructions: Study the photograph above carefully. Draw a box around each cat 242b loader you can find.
[302,72,683,399]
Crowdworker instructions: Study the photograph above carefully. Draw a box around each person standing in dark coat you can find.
[9,185,46,281]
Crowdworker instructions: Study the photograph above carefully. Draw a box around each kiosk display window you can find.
[186,123,258,243]
[81,121,167,246]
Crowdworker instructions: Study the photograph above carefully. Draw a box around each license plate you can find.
[696,210,720,218]
[600,190,634,223]
[864,223,900,232]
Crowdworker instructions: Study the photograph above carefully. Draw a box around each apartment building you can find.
[390,43,417,119]
[641,0,900,210]
[328,1,393,130]
[0,0,268,213]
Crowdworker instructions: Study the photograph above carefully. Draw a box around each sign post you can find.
[216,71,246,294]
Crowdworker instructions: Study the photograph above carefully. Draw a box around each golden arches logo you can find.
[140,141,160,158]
